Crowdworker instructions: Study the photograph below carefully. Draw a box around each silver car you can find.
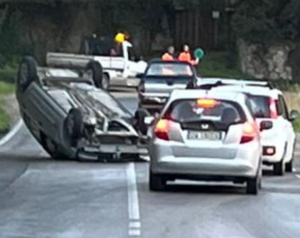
[148,89,271,194]
[137,60,198,115]
[16,56,147,161]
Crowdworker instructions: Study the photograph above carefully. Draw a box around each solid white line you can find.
[0,119,23,147]
[126,163,140,221]
[295,174,300,179]
[129,221,141,229]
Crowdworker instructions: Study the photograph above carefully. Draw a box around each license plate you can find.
[187,131,222,140]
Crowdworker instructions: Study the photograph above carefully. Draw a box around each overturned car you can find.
[16,56,148,161]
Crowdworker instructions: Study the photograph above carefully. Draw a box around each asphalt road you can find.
[0,92,300,238]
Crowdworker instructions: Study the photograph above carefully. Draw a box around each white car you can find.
[147,89,269,195]
[199,78,299,175]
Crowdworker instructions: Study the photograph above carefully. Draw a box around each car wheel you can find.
[285,159,293,172]
[134,108,150,135]
[286,141,295,173]
[274,160,285,176]
[64,108,84,146]
[86,61,103,89]
[246,176,259,195]
[102,73,110,91]
[149,171,166,192]
[17,56,38,92]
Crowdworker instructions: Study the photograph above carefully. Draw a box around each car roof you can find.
[200,77,270,87]
[210,85,281,98]
[169,89,247,104]
[198,78,282,97]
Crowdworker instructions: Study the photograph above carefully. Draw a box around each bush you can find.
[0,63,18,84]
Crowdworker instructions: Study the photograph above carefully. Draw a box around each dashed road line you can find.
[126,163,141,238]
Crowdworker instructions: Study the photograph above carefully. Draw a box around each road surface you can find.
[0,92,300,238]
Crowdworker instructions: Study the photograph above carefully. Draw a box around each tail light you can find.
[269,98,277,119]
[154,119,170,141]
[240,122,258,144]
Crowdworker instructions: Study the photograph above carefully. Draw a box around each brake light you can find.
[196,99,219,108]
[269,98,277,119]
[154,119,170,140]
[240,122,258,144]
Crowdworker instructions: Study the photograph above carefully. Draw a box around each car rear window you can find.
[164,99,246,126]
[146,63,193,77]
[246,95,271,118]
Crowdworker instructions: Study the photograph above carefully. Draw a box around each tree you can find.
[231,0,300,43]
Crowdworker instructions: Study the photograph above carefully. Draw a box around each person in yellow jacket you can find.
[178,44,199,65]
[161,46,175,61]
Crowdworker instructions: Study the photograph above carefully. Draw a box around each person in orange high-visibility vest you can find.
[178,44,199,65]
[162,46,175,61]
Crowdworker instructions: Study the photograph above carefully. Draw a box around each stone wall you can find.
[237,39,294,80]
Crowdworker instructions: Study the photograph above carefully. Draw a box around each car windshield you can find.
[146,63,193,77]
[247,95,271,118]
[165,99,245,126]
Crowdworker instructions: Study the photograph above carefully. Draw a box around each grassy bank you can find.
[0,81,15,133]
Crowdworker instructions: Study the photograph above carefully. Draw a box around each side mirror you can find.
[260,120,273,131]
[136,73,144,79]
[144,116,154,126]
[289,110,299,121]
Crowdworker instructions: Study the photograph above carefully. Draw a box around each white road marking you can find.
[126,163,141,237]
[295,174,300,179]
[128,229,141,237]
[0,119,23,147]
[129,221,141,229]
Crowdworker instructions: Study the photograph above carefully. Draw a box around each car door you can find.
[278,94,295,162]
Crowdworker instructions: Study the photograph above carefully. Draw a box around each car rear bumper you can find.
[151,156,258,178]
[150,141,260,178]
[261,142,285,164]
[139,97,167,112]
[77,144,148,161]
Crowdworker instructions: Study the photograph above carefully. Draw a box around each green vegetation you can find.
[232,0,300,43]
[199,52,249,79]
[0,81,15,133]
[293,118,300,132]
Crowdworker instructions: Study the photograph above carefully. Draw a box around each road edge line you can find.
[0,119,23,147]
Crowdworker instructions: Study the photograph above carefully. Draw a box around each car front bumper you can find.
[77,144,148,161]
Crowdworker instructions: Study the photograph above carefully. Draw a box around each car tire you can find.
[286,140,295,173]
[246,176,259,195]
[64,108,84,146]
[17,56,38,92]
[149,171,166,192]
[134,108,150,135]
[274,160,285,176]
[102,73,110,91]
[285,159,293,172]
[86,61,103,89]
